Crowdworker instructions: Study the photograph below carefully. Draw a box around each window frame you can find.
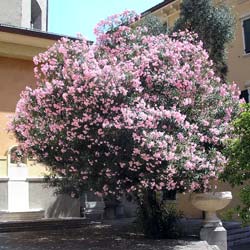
[242,14,250,55]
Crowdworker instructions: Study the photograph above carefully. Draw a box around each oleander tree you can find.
[10,11,240,235]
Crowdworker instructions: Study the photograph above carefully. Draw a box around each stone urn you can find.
[191,191,232,227]
[191,192,232,250]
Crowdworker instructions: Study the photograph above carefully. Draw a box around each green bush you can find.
[173,0,235,79]
[136,191,182,239]
[222,104,250,225]
[219,208,235,221]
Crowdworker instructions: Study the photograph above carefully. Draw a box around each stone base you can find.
[200,226,227,250]
[0,209,44,221]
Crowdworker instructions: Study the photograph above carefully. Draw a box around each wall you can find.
[21,0,32,29]
[176,181,243,219]
[0,179,80,217]
[0,56,46,177]
[0,0,22,27]
[0,56,35,157]
[0,180,8,210]
[226,0,250,89]
[29,181,80,217]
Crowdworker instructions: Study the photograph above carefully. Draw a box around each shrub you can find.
[222,104,250,225]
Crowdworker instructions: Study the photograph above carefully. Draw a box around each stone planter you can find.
[190,191,232,250]
[191,191,232,227]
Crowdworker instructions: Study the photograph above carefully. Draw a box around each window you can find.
[240,89,250,103]
[31,0,42,30]
[162,190,176,201]
[9,146,26,164]
[243,18,250,54]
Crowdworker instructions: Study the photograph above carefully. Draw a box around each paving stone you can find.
[0,222,218,250]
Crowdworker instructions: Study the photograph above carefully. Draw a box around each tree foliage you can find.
[136,14,168,36]
[173,0,235,79]
[222,104,250,224]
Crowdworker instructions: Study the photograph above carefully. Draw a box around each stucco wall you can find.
[21,0,32,29]
[0,157,7,177]
[0,179,80,217]
[175,180,244,220]
[29,181,80,218]
[0,180,8,210]
[0,0,22,27]
[226,0,250,89]
[0,56,46,177]
[0,56,35,156]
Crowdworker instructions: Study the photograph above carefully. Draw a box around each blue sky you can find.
[48,0,162,41]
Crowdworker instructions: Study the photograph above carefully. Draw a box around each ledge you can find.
[0,177,9,182]
[26,177,45,182]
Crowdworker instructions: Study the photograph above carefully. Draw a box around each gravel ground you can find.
[0,221,217,250]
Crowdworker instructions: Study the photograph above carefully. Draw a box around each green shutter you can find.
[243,19,250,54]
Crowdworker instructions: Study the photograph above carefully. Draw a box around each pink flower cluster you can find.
[10,11,240,197]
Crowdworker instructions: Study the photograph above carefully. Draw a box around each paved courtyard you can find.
[0,222,218,250]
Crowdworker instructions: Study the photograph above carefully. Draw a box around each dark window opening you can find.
[162,190,176,200]
[31,0,42,30]
[243,18,250,54]
[240,89,249,103]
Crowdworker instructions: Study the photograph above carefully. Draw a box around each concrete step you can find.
[228,231,250,241]
[223,222,242,231]
[227,226,250,236]
[225,221,250,247]
[228,237,250,247]
[0,218,89,232]
[0,210,44,221]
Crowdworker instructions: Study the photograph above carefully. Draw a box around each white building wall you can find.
[21,0,32,29]
[0,0,22,27]
[0,0,47,31]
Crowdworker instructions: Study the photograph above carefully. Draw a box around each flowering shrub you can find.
[10,11,240,198]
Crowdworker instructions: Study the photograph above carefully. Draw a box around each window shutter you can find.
[240,89,249,103]
[243,19,250,54]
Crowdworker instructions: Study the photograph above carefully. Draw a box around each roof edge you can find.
[0,23,78,41]
[141,0,175,17]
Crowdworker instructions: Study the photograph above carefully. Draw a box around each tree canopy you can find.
[173,0,235,79]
